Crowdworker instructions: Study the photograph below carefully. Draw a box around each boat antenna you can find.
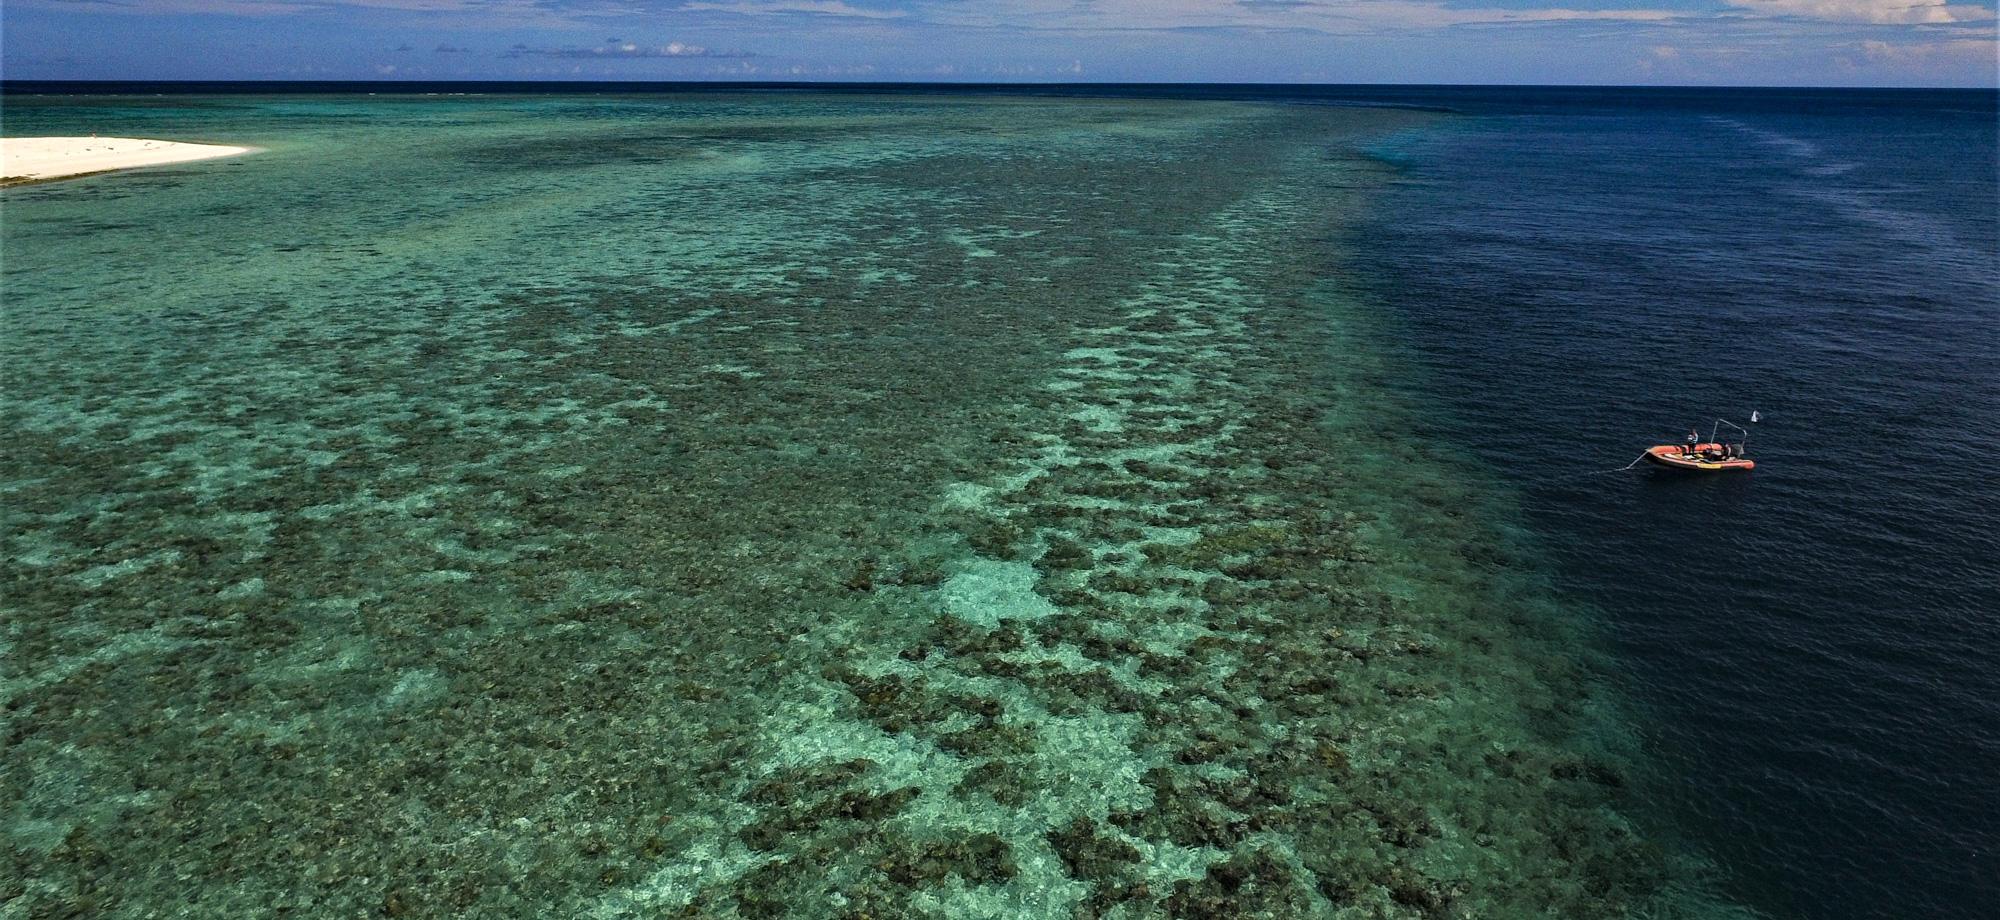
[1712,416,1753,452]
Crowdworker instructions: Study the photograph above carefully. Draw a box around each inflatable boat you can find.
[1646,443,1755,472]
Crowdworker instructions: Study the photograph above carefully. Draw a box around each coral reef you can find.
[2,93,1711,919]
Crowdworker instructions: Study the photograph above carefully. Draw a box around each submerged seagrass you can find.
[4,94,1715,917]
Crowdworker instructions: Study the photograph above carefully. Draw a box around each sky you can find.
[2,0,1994,86]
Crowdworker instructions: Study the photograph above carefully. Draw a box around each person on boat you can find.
[1684,429,1701,457]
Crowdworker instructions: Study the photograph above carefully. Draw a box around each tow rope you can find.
[1596,450,1652,474]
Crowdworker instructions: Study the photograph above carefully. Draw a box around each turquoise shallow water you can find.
[6,92,1735,917]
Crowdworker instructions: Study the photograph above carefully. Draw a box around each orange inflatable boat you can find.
[1646,443,1755,472]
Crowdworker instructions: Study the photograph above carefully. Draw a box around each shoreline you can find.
[0,136,253,186]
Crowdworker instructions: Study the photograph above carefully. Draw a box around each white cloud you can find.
[504,39,756,57]
[10,0,565,18]
[785,62,879,74]
[918,0,1680,35]
[678,0,907,18]
[1856,35,1999,56]
[1723,0,1994,23]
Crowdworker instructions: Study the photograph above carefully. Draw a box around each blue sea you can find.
[1344,86,2000,919]
[2,82,1995,919]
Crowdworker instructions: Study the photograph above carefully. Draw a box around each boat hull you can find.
[1646,444,1754,471]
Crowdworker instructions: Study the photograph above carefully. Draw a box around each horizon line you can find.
[3,78,1995,92]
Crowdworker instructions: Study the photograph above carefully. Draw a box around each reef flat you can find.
[4,94,1704,918]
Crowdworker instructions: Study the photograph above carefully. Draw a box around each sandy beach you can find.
[1,136,252,185]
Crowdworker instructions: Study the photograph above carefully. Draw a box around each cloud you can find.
[13,0,1996,88]
[784,62,879,75]
[22,0,316,13]
[502,39,756,58]
[11,0,569,18]
[1854,35,1999,57]
[917,0,1681,35]
[677,0,907,19]
[1722,0,1994,23]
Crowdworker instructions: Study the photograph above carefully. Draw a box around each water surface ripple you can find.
[1347,89,1999,920]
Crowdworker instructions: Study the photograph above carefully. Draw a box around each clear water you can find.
[1,86,1992,919]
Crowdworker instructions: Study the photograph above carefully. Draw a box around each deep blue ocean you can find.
[1340,87,2000,919]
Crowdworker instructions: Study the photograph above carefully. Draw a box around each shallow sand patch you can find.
[1,136,253,185]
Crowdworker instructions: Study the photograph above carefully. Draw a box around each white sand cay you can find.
[1,136,253,185]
